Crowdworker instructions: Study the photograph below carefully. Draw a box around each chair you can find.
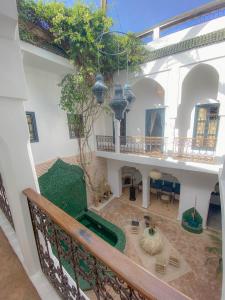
[169,255,180,268]
[161,180,173,202]
[130,220,140,234]
[155,256,167,274]
[150,179,163,199]
[173,182,180,201]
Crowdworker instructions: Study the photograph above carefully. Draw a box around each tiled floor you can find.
[95,194,222,300]
[122,187,179,220]
[0,228,40,300]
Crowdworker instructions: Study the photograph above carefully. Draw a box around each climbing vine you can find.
[18,0,149,205]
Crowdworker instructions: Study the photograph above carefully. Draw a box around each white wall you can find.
[23,66,79,164]
[126,78,164,136]
[101,37,225,159]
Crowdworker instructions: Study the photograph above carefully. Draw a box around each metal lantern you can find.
[109,84,128,121]
[124,84,135,111]
[92,74,107,104]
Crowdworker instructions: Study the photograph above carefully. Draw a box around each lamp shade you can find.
[124,84,135,111]
[149,170,162,180]
[92,74,107,104]
[109,84,128,121]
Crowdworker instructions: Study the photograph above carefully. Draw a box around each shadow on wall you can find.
[176,63,219,138]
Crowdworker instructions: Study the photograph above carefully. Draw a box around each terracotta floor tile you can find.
[0,228,40,300]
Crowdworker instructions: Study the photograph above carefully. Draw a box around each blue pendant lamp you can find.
[124,83,135,111]
[92,74,107,104]
[109,84,128,121]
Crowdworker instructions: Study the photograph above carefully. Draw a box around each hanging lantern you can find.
[92,74,107,104]
[109,84,128,121]
[124,83,135,111]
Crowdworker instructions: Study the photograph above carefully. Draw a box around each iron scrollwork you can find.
[28,199,149,300]
[0,173,14,229]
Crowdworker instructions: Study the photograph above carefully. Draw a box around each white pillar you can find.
[142,171,150,208]
[0,0,40,276]
[114,118,120,153]
[153,27,160,40]
[107,160,122,197]
[218,163,225,300]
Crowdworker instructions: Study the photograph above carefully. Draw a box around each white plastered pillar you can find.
[114,118,121,153]
[141,169,150,208]
[0,0,40,276]
[107,159,122,197]
[163,66,181,151]
[216,64,225,157]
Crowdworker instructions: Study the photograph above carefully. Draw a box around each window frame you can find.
[192,103,220,150]
[67,113,84,139]
[26,111,39,143]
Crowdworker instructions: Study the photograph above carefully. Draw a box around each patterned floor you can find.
[0,228,40,300]
[94,194,222,300]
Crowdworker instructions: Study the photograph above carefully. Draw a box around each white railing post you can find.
[114,118,120,153]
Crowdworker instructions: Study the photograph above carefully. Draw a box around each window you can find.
[193,104,219,150]
[67,114,84,139]
[26,112,39,143]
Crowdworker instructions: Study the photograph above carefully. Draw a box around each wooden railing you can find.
[24,188,190,300]
[96,135,216,163]
[0,173,14,229]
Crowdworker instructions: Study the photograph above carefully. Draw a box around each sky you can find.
[61,0,213,33]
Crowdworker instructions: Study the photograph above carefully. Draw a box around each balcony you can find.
[96,135,216,164]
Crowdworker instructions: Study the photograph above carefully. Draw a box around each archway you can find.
[176,63,219,138]
[150,172,180,220]
[121,166,142,201]
[207,182,221,231]
[127,78,165,137]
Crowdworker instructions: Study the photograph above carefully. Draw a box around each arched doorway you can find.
[177,63,219,139]
[127,78,165,137]
[121,166,142,201]
[150,172,180,220]
[207,182,221,231]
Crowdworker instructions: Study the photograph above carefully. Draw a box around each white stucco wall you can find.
[23,66,79,164]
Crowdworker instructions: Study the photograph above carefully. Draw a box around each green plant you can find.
[18,0,148,204]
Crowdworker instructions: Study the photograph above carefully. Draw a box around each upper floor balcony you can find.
[96,135,223,175]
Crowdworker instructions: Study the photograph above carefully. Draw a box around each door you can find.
[145,108,165,151]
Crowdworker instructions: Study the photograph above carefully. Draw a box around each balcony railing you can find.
[0,173,14,229]
[96,135,216,163]
[96,135,115,152]
[23,188,190,300]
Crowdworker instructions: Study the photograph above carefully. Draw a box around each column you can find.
[0,0,40,276]
[142,171,150,208]
[114,118,121,153]
[153,27,160,40]
[107,160,122,197]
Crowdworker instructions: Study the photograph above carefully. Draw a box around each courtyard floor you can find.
[93,192,222,300]
[0,228,40,300]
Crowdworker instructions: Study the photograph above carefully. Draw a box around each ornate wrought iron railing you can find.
[96,135,216,163]
[120,136,167,156]
[96,135,115,152]
[172,137,216,162]
[0,173,14,229]
[24,188,190,300]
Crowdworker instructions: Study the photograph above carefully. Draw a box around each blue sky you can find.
[62,0,212,33]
